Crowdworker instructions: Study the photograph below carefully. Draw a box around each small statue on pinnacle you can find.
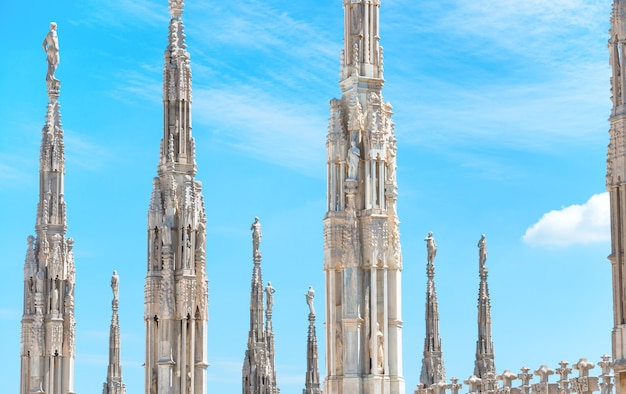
[424,231,437,264]
[42,22,60,88]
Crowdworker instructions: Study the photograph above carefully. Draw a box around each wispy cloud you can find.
[194,85,326,177]
[64,130,117,172]
[70,0,168,29]
[522,192,609,247]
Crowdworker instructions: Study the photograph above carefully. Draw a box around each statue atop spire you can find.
[243,217,279,394]
[474,234,496,389]
[303,286,322,394]
[478,234,487,270]
[42,22,59,89]
[20,22,75,394]
[103,271,126,394]
[418,232,446,389]
[251,216,262,255]
[424,231,438,265]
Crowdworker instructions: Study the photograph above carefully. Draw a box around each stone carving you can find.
[305,286,315,315]
[42,22,60,86]
[111,270,119,301]
[348,98,364,132]
[336,324,343,373]
[251,217,262,253]
[377,323,384,372]
[347,141,360,180]
[51,280,59,313]
[424,231,437,264]
[161,224,172,246]
[478,234,487,269]
[265,281,275,314]
[196,221,206,252]
[387,137,397,183]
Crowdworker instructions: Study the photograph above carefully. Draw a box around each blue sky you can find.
[0,0,614,393]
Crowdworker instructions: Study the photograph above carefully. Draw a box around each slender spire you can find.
[20,22,76,394]
[419,232,446,387]
[103,271,126,394]
[340,0,384,81]
[303,287,322,394]
[242,217,279,394]
[474,235,496,385]
[160,0,195,174]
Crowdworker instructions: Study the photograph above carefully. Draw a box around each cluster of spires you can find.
[21,0,622,391]
[417,232,495,394]
[242,217,322,394]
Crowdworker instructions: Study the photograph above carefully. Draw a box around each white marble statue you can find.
[305,286,315,315]
[347,141,360,180]
[265,281,275,313]
[42,22,59,85]
[111,271,119,301]
[478,234,487,270]
[424,231,437,264]
[251,217,262,253]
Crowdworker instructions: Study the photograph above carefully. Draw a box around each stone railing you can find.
[415,356,614,394]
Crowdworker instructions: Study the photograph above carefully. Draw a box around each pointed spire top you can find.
[169,0,185,19]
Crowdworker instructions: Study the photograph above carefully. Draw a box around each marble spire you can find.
[20,22,76,394]
[473,235,496,388]
[419,232,446,387]
[324,0,404,392]
[103,271,126,394]
[144,0,209,392]
[608,2,626,390]
[242,217,279,394]
[303,287,322,394]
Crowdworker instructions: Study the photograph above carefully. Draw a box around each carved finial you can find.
[497,370,518,388]
[534,365,554,383]
[42,22,60,89]
[573,358,595,377]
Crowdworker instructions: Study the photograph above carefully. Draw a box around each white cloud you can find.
[522,192,609,247]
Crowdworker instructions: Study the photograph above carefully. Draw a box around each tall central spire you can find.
[324,1,404,393]
[160,0,195,175]
[144,1,208,392]
[20,22,76,394]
